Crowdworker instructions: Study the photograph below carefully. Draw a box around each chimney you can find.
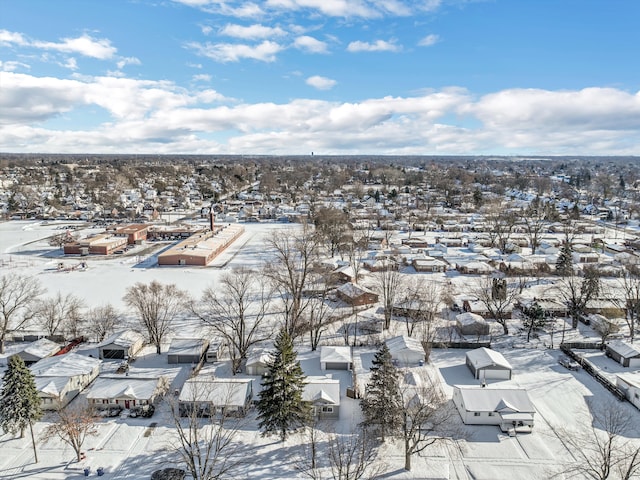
[209,210,215,232]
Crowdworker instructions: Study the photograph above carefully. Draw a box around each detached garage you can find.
[98,330,144,360]
[466,347,513,381]
[606,341,640,368]
[320,346,352,370]
[168,338,209,364]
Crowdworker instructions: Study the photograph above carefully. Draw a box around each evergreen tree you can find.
[556,241,573,277]
[521,302,547,342]
[361,344,402,442]
[257,329,311,441]
[0,355,42,462]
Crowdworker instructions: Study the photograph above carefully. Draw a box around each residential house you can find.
[465,347,513,381]
[452,386,535,432]
[412,257,447,273]
[86,376,166,409]
[606,341,640,368]
[97,330,144,360]
[167,338,209,365]
[385,335,425,365]
[336,283,379,307]
[320,346,352,370]
[178,376,253,417]
[30,353,101,410]
[303,375,341,419]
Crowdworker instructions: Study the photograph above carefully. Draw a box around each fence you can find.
[560,344,626,401]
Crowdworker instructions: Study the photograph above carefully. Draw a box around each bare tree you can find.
[614,263,640,343]
[86,303,121,342]
[399,371,463,471]
[373,264,404,330]
[313,206,350,258]
[123,280,188,354]
[191,267,271,374]
[34,292,85,338]
[264,224,320,338]
[473,277,519,335]
[328,428,382,480]
[0,273,45,353]
[522,199,549,255]
[484,204,517,254]
[306,296,336,352]
[557,400,640,480]
[166,382,245,480]
[555,266,601,329]
[41,405,98,462]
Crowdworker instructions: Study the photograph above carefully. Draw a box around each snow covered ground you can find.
[1,220,640,479]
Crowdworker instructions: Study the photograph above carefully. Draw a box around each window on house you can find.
[322,406,333,413]
[488,412,495,416]
[473,412,481,417]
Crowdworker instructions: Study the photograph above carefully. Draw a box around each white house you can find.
[30,353,101,410]
[97,330,144,360]
[245,348,272,376]
[303,375,341,419]
[179,376,253,417]
[320,346,352,370]
[86,376,165,409]
[385,335,425,365]
[452,386,535,432]
[465,347,513,381]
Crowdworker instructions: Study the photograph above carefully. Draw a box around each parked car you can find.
[559,355,581,371]
[116,361,129,374]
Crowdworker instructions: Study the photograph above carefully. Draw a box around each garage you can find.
[167,338,209,365]
[101,349,125,360]
[320,346,352,371]
[466,347,513,381]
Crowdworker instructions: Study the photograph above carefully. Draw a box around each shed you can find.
[606,341,640,368]
[167,338,209,364]
[13,338,61,365]
[452,386,535,432]
[616,373,640,410]
[456,312,490,336]
[336,283,379,307]
[97,330,144,360]
[245,348,272,376]
[385,335,425,365]
[465,347,513,380]
[320,346,352,370]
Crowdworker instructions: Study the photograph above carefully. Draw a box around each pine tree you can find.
[556,241,573,277]
[257,329,311,441]
[0,355,42,462]
[361,344,402,442]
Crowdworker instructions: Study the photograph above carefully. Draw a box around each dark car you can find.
[97,405,123,417]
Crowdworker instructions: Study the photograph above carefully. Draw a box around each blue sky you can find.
[1,0,639,155]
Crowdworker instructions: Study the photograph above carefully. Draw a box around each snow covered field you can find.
[1,220,640,479]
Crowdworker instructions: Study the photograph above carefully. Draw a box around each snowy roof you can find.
[466,348,512,371]
[617,373,640,389]
[606,340,640,359]
[454,386,534,413]
[19,338,60,360]
[86,376,160,401]
[245,348,273,367]
[303,376,340,406]
[35,376,69,397]
[179,377,252,406]
[167,338,208,356]
[30,353,101,377]
[336,282,376,298]
[320,346,352,365]
[456,312,487,326]
[98,329,144,348]
[385,335,424,354]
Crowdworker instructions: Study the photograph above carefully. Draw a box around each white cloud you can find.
[62,58,78,70]
[306,75,337,90]
[172,0,264,18]
[219,24,287,40]
[33,34,117,59]
[2,72,639,156]
[200,25,213,36]
[0,29,27,45]
[187,40,283,62]
[418,34,439,47]
[117,57,142,69]
[347,39,401,52]
[0,60,31,72]
[265,0,378,18]
[294,36,329,54]
[192,73,212,82]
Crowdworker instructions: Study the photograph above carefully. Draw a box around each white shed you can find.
[465,347,513,380]
[98,330,144,360]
